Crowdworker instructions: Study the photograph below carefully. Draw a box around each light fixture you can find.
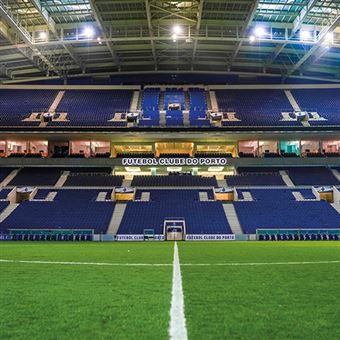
[83,26,94,38]
[38,31,47,40]
[173,25,182,35]
[249,35,256,43]
[97,37,102,45]
[325,32,333,43]
[172,34,177,42]
[254,26,266,37]
[300,30,312,41]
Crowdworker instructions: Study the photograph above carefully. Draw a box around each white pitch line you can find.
[0,259,339,268]
[169,242,188,340]
[0,259,172,267]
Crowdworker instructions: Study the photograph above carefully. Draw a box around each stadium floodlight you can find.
[249,35,256,43]
[83,26,94,38]
[173,25,182,35]
[172,34,177,42]
[300,30,312,41]
[254,26,266,37]
[325,32,333,43]
[39,31,47,40]
[97,37,102,45]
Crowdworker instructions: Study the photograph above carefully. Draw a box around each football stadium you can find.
[0,0,340,339]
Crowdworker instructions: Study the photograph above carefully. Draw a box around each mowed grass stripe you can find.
[1,258,340,267]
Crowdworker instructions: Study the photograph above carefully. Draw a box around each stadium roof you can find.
[0,0,339,83]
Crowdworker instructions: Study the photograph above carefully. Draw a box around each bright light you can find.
[38,31,47,40]
[173,25,182,35]
[83,26,94,38]
[300,30,312,41]
[249,35,256,43]
[172,34,177,42]
[325,32,333,43]
[97,37,102,45]
[254,26,266,37]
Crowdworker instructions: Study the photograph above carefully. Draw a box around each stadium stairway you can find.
[292,191,318,201]
[217,179,227,186]
[199,191,209,201]
[209,91,218,111]
[0,203,19,223]
[140,192,150,201]
[239,191,254,201]
[107,203,127,234]
[331,169,340,182]
[96,192,109,201]
[130,91,140,112]
[223,204,243,234]
[49,91,65,113]
[0,169,20,187]
[54,171,70,188]
[122,178,132,187]
[284,90,301,111]
[279,170,295,187]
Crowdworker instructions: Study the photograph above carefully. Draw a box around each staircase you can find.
[279,170,295,187]
[0,203,19,223]
[209,91,219,112]
[140,192,150,202]
[199,191,209,201]
[284,90,300,111]
[292,191,318,201]
[46,191,57,201]
[241,192,253,201]
[160,110,166,127]
[159,90,165,111]
[122,178,132,187]
[54,171,70,188]
[183,110,190,127]
[223,204,243,234]
[0,169,20,187]
[96,192,108,201]
[107,203,127,234]
[205,91,212,110]
[184,90,190,111]
[49,91,65,113]
[217,179,227,187]
[130,91,140,112]
[331,169,340,182]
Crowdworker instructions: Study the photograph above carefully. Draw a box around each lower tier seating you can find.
[131,175,217,187]
[118,201,232,235]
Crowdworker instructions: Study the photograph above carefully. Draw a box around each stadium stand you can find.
[131,174,218,187]
[0,189,115,234]
[225,172,286,186]
[8,167,63,186]
[139,88,160,126]
[0,89,58,126]
[234,189,340,234]
[64,174,123,187]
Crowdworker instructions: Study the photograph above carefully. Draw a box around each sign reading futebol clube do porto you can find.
[122,157,228,166]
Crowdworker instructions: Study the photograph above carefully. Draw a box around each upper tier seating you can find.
[234,189,340,233]
[0,89,58,126]
[8,167,63,186]
[0,202,9,214]
[292,89,340,125]
[140,88,160,126]
[226,172,286,186]
[0,168,13,183]
[216,89,296,126]
[64,174,124,187]
[286,167,339,186]
[189,88,210,127]
[0,189,115,233]
[53,90,132,126]
[131,175,218,187]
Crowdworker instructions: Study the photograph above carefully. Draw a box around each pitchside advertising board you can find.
[122,157,228,166]
[116,234,235,241]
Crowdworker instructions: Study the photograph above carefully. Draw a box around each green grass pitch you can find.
[1,241,340,339]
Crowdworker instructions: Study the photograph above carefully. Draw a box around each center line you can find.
[169,242,188,340]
